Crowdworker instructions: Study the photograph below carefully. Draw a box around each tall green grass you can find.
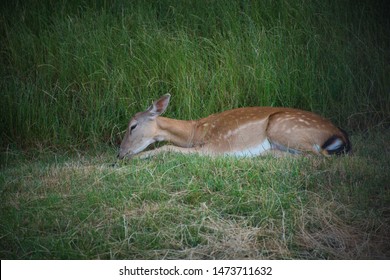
[1,0,389,149]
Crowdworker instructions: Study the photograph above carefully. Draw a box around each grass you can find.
[1,131,389,259]
[0,0,389,259]
[1,0,389,148]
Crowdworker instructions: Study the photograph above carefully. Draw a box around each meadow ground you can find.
[1,131,389,259]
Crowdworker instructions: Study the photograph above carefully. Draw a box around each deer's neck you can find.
[156,117,198,148]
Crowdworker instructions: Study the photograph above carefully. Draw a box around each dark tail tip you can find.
[322,128,351,155]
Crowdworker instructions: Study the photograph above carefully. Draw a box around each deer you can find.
[117,94,351,160]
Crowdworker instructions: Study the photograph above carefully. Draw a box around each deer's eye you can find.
[130,123,138,132]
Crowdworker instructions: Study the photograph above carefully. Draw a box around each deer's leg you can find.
[135,145,206,159]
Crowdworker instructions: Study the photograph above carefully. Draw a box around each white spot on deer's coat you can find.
[224,130,234,140]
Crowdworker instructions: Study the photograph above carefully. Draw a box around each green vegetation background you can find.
[1,0,389,150]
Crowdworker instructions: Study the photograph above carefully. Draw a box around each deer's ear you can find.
[147,94,171,118]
